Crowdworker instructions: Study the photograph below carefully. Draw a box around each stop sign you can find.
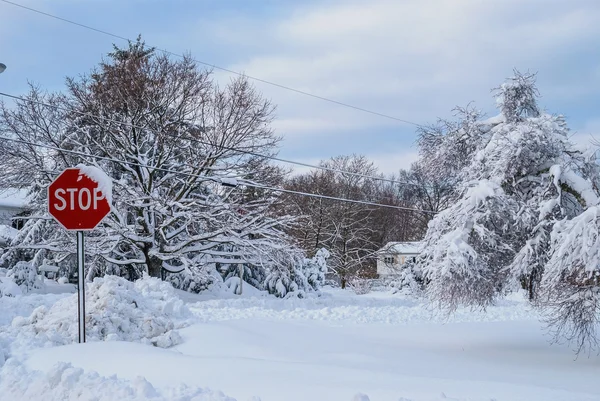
[48,167,112,230]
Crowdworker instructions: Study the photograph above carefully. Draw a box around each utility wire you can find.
[0,0,423,127]
[0,90,434,189]
[0,135,438,214]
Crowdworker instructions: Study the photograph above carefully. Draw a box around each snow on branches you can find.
[421,180,520,312]
[418,71,600,352]
[0,37,317,296]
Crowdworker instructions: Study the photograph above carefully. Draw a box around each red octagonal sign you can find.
[48,167,112,231]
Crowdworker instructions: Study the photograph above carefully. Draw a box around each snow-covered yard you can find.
[1,278,598,401]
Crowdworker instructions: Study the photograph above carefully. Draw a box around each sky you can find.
[1,0,599,175]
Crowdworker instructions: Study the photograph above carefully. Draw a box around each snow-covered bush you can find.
[7,261,45,293]
[261,248,312,298]
[302,248,329,290]
[264,267,306,298]
[9,275,191,348]
[166,264,220,294]
[388,261,425,296]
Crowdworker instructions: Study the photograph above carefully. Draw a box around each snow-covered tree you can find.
[538,206,600,353]
[418,71,600,351]
[0,37,308,292]
[421,180,521,311]
[6,261,45,293]
[302,248,329,290]
[285,155,378,288]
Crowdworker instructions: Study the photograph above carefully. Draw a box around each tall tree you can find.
[285,155,378,287]
[0,37,304,294]
[419,71,600,352]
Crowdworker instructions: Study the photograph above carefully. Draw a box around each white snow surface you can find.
[5,275,191,356]
[0,276,22,297]
[76,164,113,205]
[0,358,235,401]
[1,282,599,401]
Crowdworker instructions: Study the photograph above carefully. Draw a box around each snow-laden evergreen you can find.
[418,71,600,351]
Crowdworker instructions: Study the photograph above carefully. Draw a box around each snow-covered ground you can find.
[1,278,598,401]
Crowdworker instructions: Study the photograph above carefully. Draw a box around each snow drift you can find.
[8,275,191,350]
[0,359,236,401]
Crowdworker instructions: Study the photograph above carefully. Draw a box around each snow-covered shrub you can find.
[7,261,45,293]
[264,267,305,298]
[302,248,329,290]
[256,244,330,298]
[166,266,219,294]
[9,275,191,348]
[388,261,425,296]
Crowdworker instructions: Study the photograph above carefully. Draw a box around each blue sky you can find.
[1,0,599,174]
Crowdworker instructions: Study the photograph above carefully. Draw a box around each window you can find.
[383,256,394,264]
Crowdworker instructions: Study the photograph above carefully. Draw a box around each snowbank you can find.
[8,275,191,351]
[187,288,535,325]
[0,358,236,401]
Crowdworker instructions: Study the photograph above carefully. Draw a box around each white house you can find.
[0,189,31,228]
[376,241,422,277]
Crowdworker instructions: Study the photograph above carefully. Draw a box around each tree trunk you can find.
[145,251,162,278]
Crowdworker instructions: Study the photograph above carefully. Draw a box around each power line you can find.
[0,135,438,214]
[0,0,422,127]
[0,90,434,189]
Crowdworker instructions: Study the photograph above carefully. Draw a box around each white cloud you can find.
[570,119,600,150]
[368,150,419,175]
[204,0,600,142]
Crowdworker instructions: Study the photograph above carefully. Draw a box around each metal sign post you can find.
[77,231,86,343]
[48,167,111,345]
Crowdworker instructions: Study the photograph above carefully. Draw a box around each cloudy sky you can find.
[1,0,599,174]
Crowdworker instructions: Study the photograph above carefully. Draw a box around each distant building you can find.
[0,189,31,229]
[376,241,422,277]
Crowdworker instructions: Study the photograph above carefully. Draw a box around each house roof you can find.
[0,224,18,243]
[378,241,423,255]
[0,189,31,209]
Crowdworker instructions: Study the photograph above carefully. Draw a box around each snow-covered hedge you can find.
[9,275,191,348]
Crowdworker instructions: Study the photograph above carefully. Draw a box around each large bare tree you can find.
[285,155,379,287]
